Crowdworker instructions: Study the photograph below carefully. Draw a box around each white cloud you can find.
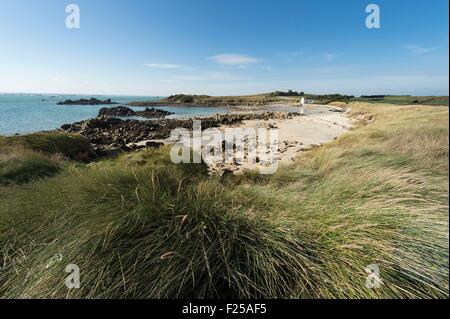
[405,45,440,55]
[322,52,338,62]
[209,54,263,66]
[144,63,190,69]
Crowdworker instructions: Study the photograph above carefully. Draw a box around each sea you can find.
[0,93,228,135]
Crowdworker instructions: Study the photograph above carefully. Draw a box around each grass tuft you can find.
[0,103,448,298]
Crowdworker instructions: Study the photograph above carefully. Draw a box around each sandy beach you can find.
[133,104,353,174]
[214,104,352,174]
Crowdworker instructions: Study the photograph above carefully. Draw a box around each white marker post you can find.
[300,96,305,114]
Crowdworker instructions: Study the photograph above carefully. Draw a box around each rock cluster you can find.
[98,106,135,117]
[58,111,301,155]
[127,101,182,107]
[97,106,174,118]
[57,98,118,105]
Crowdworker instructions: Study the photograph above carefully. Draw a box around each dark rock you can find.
[57,111,302,156]
[98,106,136,117]
[221,169,234,177]
[329,107,345,113]
[57,98,118,105]
[97,106,174,118]
[146,141,164,148]
[139,107,174,118]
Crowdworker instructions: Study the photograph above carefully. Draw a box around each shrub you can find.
[1,133,95,162]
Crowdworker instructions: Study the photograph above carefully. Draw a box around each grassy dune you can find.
[137,93,449,107]
[351,95,449,106]
[146,92,352,106]
[0,133,94,185]
[129,93,292,107]
[0,103,448,298]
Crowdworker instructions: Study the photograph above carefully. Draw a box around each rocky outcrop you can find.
[58,111,301,155]
[128,101,186,107]
[98,106,136,117]
[138,107,174,118]
[127,94,288,107]
[328,107,345,113]
[57,98,118,105]
[98,106,175,118]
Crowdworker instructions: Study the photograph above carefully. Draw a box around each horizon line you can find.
[0,90,448,98]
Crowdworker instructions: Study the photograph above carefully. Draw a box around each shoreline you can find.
[2,99,353,175]
[166,104,352,175]
[56,103,352,174]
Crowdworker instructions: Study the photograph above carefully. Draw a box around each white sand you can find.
[130,104,352,175]
[211,104,352,174]
[237,105,351,163]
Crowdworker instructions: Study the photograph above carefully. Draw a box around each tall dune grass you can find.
[0,133,94,185]
[0,103,448,298]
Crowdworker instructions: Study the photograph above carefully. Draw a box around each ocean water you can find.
[0,94,228,135]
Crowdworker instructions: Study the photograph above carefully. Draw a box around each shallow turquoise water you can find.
[0,94,227,135]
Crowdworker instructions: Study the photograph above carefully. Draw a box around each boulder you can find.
[57,98,118,105]
[97,106,174,118]
[98,106,136,117]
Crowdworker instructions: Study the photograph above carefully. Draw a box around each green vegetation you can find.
[0,149,60,185]
[269,90,304,97]
[163,92,355,105]
[351,95,449,106]
[161,93,287,106]
[165,94,211,104]
[0,133,94,185]
[0,103,448,298]
[132,92,449,107]
[1,133,95,162]
[310,93,355,104]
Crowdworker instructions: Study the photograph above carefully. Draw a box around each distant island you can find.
[97,106,174,118]
[127,93,307,107]
[127,92,449,108]
[1,91,448,299]
[57,98,118,105]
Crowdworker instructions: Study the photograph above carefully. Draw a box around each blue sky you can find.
[0,0,448,96]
